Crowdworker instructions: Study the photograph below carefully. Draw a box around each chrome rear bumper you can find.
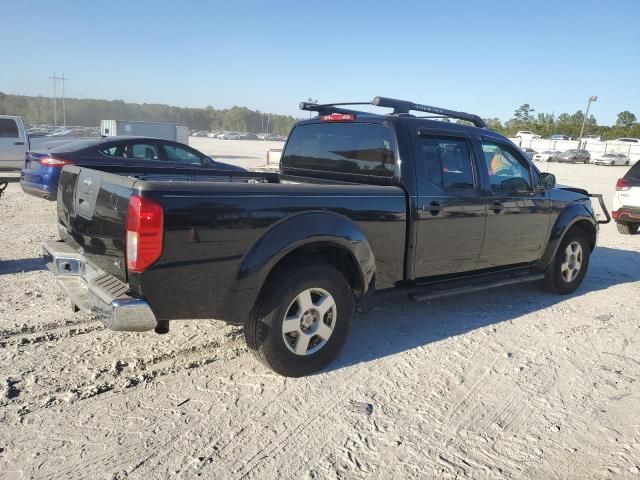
[42,240,157,332]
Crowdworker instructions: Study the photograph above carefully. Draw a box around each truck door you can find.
[0,117,27,170]
[413,131,486,278]
[477,139,551,268]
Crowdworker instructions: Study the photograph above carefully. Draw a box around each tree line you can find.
[482,104,639,140]
[0,92,297,136]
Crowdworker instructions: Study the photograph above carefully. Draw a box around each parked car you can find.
[219,132,241,140]
[533,150,561,162]
[612,137,640,144]
[593,153,631,166]
[520,147,537,159]
[41,96,609,377]
[20,137,245,200]
[515,131,540,140]
[550,134,572,141]
[612,162,640,234]
[556,149,590,163]
[582,135,602,142]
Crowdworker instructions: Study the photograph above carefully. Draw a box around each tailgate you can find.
[57,166,136,282]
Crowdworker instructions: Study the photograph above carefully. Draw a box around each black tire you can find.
[245,262,354,377]
[617,222,639,235]
[626,161,630,166]
[542,228,590,294]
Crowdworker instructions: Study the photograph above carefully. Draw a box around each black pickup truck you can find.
[43,97,609,376]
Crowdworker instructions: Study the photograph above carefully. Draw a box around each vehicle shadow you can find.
[326,246,640,373]
[0,257,46,275]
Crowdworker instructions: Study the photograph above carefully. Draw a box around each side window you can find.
[163,144,203,164]
[100,145,120,157]
[419,136,475,190]
[481,141,533,193]
[126,142,159,160]
[0,119,19,138]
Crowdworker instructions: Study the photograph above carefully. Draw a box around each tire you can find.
[542,228,590,294]
[626,161,630,166]
[617,222,639,235]
[245,262,354,377]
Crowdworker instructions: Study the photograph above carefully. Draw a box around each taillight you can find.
[320,113,355,122]
[616,178,630,191]
[39,156,73,167]
[126,195,163,273]
[612,211,621,219]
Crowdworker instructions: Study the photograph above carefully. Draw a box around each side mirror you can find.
[202,156,212,166]
[538,172,556,189]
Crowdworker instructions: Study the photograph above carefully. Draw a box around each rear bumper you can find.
[613,207,640,223]
[20,180,55,200]
[42,240,157,332]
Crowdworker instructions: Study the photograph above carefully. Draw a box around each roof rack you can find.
[299,96,486,128]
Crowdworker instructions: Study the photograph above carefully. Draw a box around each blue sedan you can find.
[20,136,246,200]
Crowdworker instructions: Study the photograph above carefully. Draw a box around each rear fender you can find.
[537,203,597,270]
[224,211,375,324]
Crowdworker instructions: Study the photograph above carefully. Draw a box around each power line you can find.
[49,73,68,126]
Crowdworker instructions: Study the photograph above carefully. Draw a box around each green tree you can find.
[513,104,535,124]
[616,111,637,128]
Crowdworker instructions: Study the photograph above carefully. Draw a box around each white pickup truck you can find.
[0,115,29,170]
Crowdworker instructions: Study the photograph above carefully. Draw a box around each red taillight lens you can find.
[320,113,355,122]
[39,156,73,167]
[616,178,630,191]
[126,195,163,273]
[612,210,621,219]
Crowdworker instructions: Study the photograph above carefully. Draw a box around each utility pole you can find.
[578,95,597,148]
[49,72,57,125]
[49,73,68,126]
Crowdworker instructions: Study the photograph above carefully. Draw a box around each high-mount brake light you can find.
[616,178,630,191]
[39,156,73,167]
[320,113,355,122]
[126,195,164,273]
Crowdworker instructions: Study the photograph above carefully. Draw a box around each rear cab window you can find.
[281,122,397,179]
[416,135,475,191]
[0,118,19,138]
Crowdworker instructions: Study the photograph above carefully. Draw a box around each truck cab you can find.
[0,115,29,170]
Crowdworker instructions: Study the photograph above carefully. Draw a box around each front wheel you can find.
[542,229,590,294]
[245,262,354,377]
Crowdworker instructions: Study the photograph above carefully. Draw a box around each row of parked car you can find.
[190,130,286,141]
[516,131,640,145]
[524,148,634,166]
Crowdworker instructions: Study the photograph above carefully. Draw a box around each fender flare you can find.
[537,203,597,270]
[223,211,376,324]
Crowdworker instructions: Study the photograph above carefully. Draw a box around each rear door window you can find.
[281,123,397,177]
[417,136,475,190]
[0,119,19,138]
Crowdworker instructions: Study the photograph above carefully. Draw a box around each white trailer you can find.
[101,120,189,145]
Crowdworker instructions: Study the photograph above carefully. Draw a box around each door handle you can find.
[490,200,503,213]
[423,200,442,216]
[14,141,24,145]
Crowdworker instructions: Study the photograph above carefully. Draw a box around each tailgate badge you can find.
[114,258,122,269]
[83,178,93,187]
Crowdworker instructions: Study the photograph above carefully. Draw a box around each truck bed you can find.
[56,165,407,324]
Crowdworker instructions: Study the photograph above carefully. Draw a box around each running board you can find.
[408,272,545,303]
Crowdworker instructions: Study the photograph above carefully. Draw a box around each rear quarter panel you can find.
[134,182,407,323]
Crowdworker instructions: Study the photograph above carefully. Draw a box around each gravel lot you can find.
[1,150,639,479]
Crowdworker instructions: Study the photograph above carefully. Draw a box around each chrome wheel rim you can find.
[561,241,583,282]
[282,288,337,356]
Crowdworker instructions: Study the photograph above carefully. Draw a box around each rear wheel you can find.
[542,229,590,294]
[245,262,354,377]
[617,222,639,235]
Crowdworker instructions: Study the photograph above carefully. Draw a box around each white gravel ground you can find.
[0,149,639,479]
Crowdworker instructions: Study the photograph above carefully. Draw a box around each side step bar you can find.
[408,272,545,303]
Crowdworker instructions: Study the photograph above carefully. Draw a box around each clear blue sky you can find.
[2,0,639,124]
